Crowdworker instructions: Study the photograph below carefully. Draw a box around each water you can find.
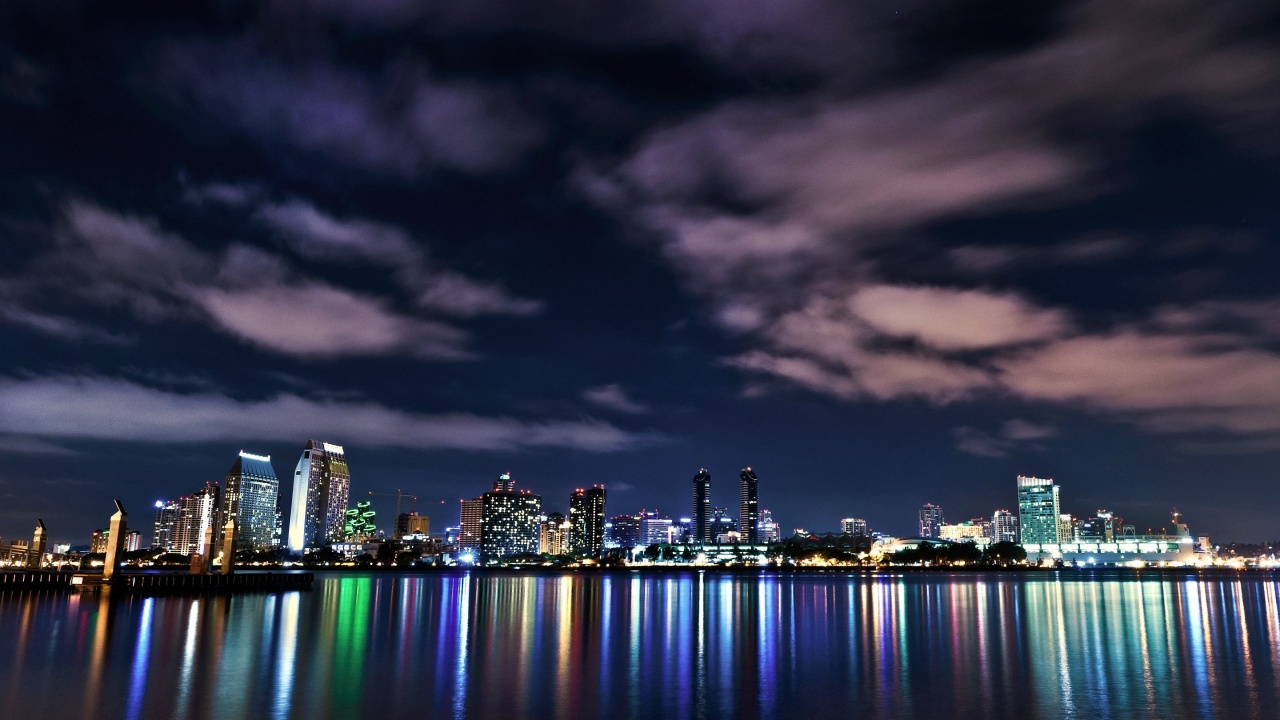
[2,571,1278,719]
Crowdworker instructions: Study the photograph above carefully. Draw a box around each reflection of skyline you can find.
[0,575,1278,719]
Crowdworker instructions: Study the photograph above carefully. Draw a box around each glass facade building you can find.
[480,483,542,562]
[152,499,180,551]
[569,485,607,557]
[991,509,1019,543]
[739,467,760,544]
[605,514,641,549]
[919,503,944,538]
[1017,475,1061,544]
[224,450,280,550]
[287,440,351,551]
[174,481,220,556]
[841,517,869,537]
[692,468,712,544]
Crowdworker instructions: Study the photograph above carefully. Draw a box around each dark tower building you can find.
[569,485,607,557]
[739,467,760,544]
[692,468,712,544]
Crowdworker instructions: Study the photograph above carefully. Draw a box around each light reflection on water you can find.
[1,572,1278,720]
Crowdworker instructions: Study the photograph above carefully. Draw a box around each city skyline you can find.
[3,2,1280,546]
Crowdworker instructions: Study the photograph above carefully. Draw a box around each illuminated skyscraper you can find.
[692,468,712,544]
[287,440,351,551]
[639,510,672,546]
[919,503,944,538]
[739,467,760,544]
[539,512,570,555]
[152,499,179,550]
[991,509,1019,543]
[174,481,220,556]
[841,518,869,537]
[710,507,736,543]
[480,475,541,561]
[224,450,280,550]
[1017,475,1061,544]
[569,485,606,557]
[459,497,483,552]
[605,514,641,549]
[493,472,515,492]
[758,508,780,543]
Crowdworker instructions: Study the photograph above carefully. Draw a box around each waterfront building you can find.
[1080,510,1122,542]
[606,514,641,549]
[459,498,483,551]
[710,507,736,543]
[692,468,712,544]
[396,512,430,539]
[287,440,352,551]
[759,509,780,543]
[569,485,607,556]
[90,529,108,554]
[740,467,760,544]
[124,530,142,552]
[1017,475,1061,544]
[991,509,1018,543]
[224,450,280,550]
[480,476,542,561]
[540,513,570,555]
[919,503,944,539]
[174,481,220,556]
[939,522,987,543]
[841,518,869,537]
[152,499,180,550]
[640,510,672,546]
[1058,513,1079,543]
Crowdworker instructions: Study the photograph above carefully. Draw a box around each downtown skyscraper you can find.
[739,467,760,544]
[692,468,712,544]
[919,503,944,538]
[480,473,541,562]
[287,440,351,551]
[569,485,606,557]
[174,481,220,556]
[1017,475,1061,544]
[224,450,280,550]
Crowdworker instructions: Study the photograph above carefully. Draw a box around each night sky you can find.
[2,1,1278,547]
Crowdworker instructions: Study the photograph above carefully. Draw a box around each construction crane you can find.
[366,491,446,518]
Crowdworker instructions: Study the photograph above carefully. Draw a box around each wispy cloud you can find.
[582,384,650,414]
[953,420,1058,458]
[0,375,661,453]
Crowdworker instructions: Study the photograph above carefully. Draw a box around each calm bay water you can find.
[2,571,1278,719]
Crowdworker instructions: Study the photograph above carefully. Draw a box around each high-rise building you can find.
[710,507,736,543]
[758,508,780,543]
[1017,475,1061,544]
[493,472,515,492]
[152,499,180,550]
[605,514,641,549]
[692,468,712,545]
[173,481,220,556]
[569,485,607,557]
[90,529,109,554]
[1058,514,1079,543]
[919,503,944,538]
[396,512,430,539]
[480,477,542,561]
[459,497,483,552]
[639,510,672,546]
[124,530,142,552]
[991,509,1019,543]
[841,518,869,537]
[739,467,760,544]
[224,450,280,550]
[1080,510,1121,542]
[287,440,351,551]
[539,512,570,555]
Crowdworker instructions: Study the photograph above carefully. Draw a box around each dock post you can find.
[28,519,47,569]
[220,518,237,575]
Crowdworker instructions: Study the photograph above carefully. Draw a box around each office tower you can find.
[919,503,944,538]
[224,450,280,550]
[396,512,430,539]
[710,507,736,542]
[991,509,1019,543]
[568,485,607,556]
[606,514,641,549]
[639,510,672,546]
[174,481,220,556]
[287,440,352,551]
[540,513,570,555]
[758,509,780,543]
[124,530,142,552]
[739,467,760,544]
[443,526,461,546]
[152,499,180,550]
[459,497,483,551]
[692,468,712,544]
[1058,514,1079,543]
[1080,510,1121,542]
[841,518,869,537]
[1017,475,1061,544]
[480,477,542,561]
